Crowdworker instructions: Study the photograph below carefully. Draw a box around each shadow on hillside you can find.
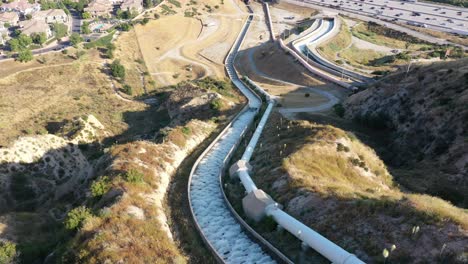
[294,111,467,207]
[237,112,466,263]
[0,78,244,263]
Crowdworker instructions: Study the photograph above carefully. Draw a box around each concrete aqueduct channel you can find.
[188,3,366,264]
[187,6,278,264]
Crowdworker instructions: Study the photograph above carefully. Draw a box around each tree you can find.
[110,60,125,79]
[70,32,83,47]
[31,32,47,45]
[25,14,32,20]
[118,23,131,31]
[82,11,91,19]
[8,38,21,51]
[81,21,91,34]
[17,49,33,62]
[53,22,68,39]
[18,34,32,47]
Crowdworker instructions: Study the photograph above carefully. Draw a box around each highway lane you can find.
[282,0,468,49]
[298,0,468,34]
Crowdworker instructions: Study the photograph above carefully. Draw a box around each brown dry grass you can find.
[0,49,146,146]
[406,24,468,47]
[272,1,319,17]
[248,113,468,262]
[317,19,352,61]
[113,29,155,95]
[134,0,245,87]
[0,52,75,78]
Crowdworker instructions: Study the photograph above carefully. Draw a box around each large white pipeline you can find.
[264,3,275,41]
[266,205,366,264]
[279,38,355,89]
[237,77,365,264]
[228,5,367,262]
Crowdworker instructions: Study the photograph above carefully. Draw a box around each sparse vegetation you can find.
[0,241,17,264]
[110,59,126,79]
[240,113,468,262]
[64,206,92,230]
[91,176,111,198]
[123,169,144,183]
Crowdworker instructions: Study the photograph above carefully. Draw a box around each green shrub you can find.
[91,176,111,198]
[110,60,125,79]
[333,103,345,118]
[259,215,277,232]
[0,241,17,264]
[17,49,33,62]
[181,126,191,135]
[210,99,223,111]
[124,169,144,183]
[168,0,181,8]
[122,84,133,95]
[141,18,150,25]
[52,22,68,39]
[64,206,92,230]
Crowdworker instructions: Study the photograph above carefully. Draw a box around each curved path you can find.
[291,18,374,83]
[246,44,339,115]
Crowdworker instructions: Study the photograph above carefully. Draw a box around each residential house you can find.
[33,9,68,24]
[0,12,20,26]
[84,0,113,18]
[120,0,143,14]
[18,19,51,37]
[0,0,41,16]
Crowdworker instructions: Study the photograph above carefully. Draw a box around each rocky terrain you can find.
[248,113,467,263]
[0,78,242,263]
[344,58,468,207]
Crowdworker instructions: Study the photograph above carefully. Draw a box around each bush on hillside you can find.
[123,169,144,183]
[333,103,345,118]
[91,176,111,198]
[0,241,17,264]
[110,60,125,79]
[65,206,92,230]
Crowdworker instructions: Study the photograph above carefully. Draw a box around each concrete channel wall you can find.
[188,5,292,264]
[264,3,276,41]
[278,37,355,89]
[291,18,374,83]
[188,2,367,263]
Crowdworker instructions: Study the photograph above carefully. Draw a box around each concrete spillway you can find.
[188,9,276,264]
[190,110,275,263]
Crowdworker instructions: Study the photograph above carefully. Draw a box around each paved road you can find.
[0,41,70,62]
[246,43,340,114]
[294,0,468,34]
[69,10,83,33]
[283,0,468,49]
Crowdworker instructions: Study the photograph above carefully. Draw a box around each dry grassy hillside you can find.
[344,58,468,208]
[62,119,216,263]
[249,113,467,263]
[0,51,243,262]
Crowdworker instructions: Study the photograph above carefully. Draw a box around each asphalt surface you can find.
[294,0,468,35]
[283,0,468,49]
